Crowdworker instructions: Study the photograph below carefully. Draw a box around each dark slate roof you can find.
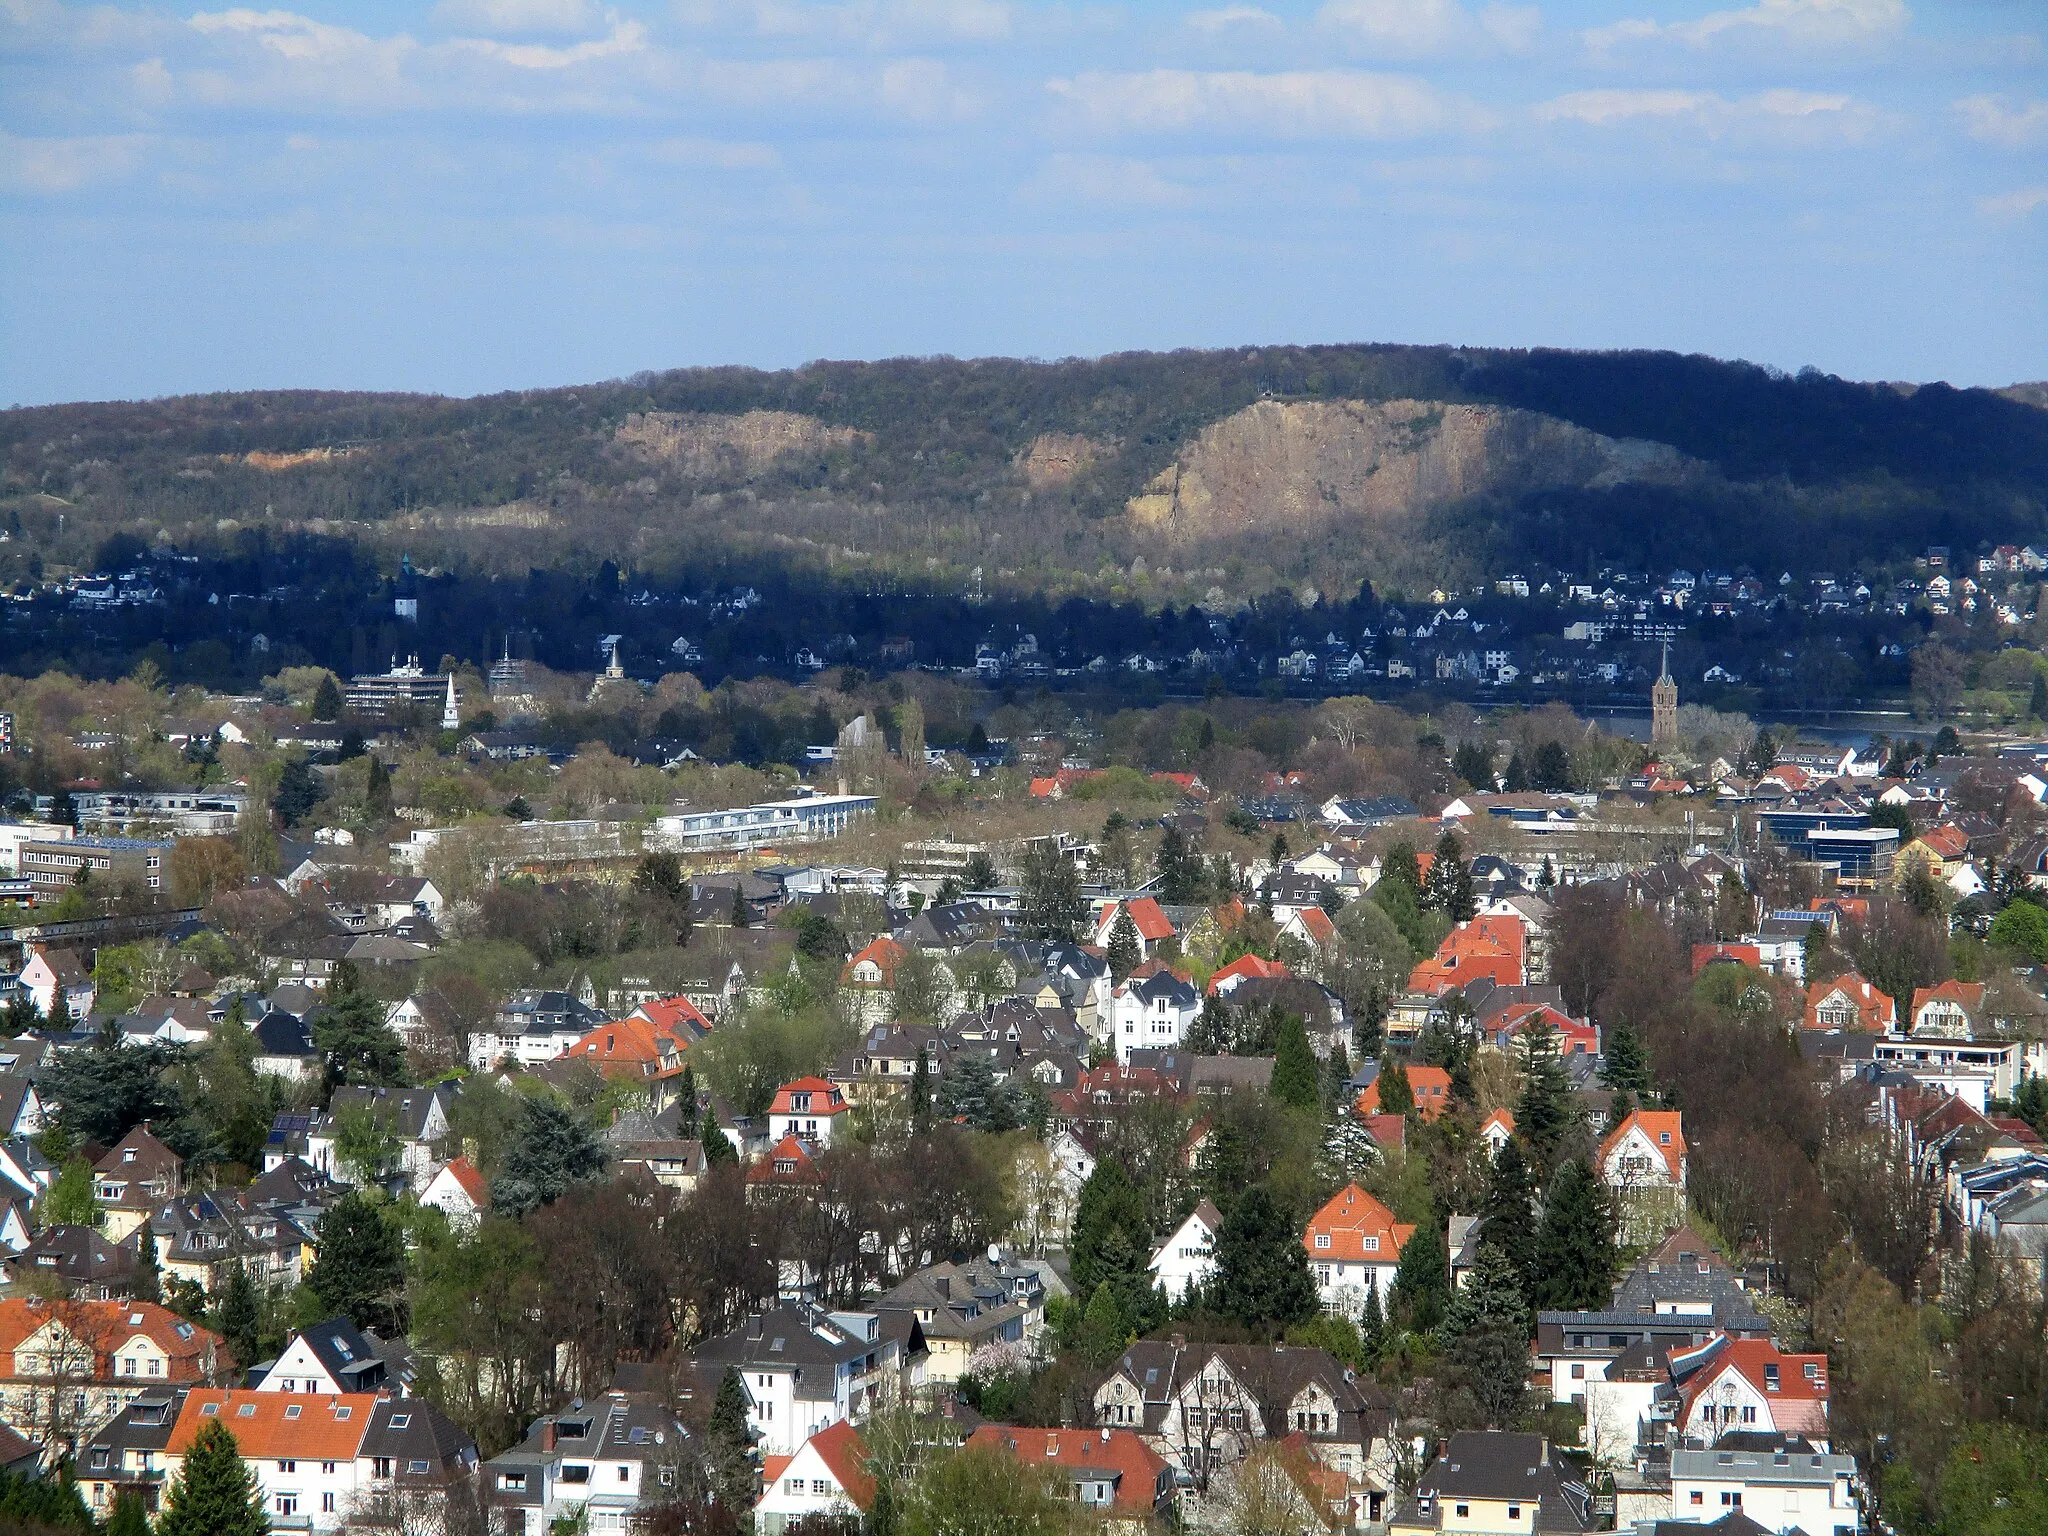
[1413,1432,1594,1533]
[252,1010,318,1058]
[361,1396,477,1483]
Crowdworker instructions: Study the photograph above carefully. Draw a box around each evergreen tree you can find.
[1076,1281,1130,1365]
[216,1261,260,1373]
[1375,1055,1414,1116]
[1479,1139,1539,1296]
[156,1417,268,1536]
[964,850,998,891]
[1504,753,1531,793]
[107,1490,151,1536]
[1598,1019,1655,1104]
[493,1097,608,1216]
[1536,855,1556,891]
[274,756,321,827]
[1269,1016,1321,1110]
[700,1121,737,1167]
[1531,740,1573,792]
[311,983,407,1090]
[306,1193,406,1334]
[675,1065,699,1141]
[1359,1282,1386,1362]
[1423,831,1466,918]
[1442,1243,1534,1428]
[1321,1039,1353,1117]
[132,1217,161,1303]
[1018,841,1087,941]
[1105,907,1142,983]
[1154,822,1206,904]
[309,673,343,722]
[1515,1018,1578,1175]
[909,1050,933,1132]
[1380,842,1421,894]
[1390,1207,1449,1335]
[1211,1185,1319,1331]
[1532,1159,1619,1310]
[2032,671,2047,723]
[363,754,393,822]
[706,1367,757,1512]
[1452,740,1493,789]
[729,887,751,928]
[1071,1159,1150,1296]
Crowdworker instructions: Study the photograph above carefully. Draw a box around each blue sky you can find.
[2,0,2042,404]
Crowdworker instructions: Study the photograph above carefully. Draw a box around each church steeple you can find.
[1651,642,1679,750]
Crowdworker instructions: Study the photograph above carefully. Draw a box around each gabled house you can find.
[1091,898,1178,961]
[839,936,909,1026]
[1393,1431,1594,1534]
[1908,979,1985,1039]
[1109,971,1201,1065]
[307,1084,454,1192]
[19,948,93,1022]
[251,1010,322,1081]
[767,1077,850,1148]
[1669,1437,1858,1535]
[92,1126,183,1243]
[964,1424,1171,1525]
[1303,1185,1414,1320]
[1597,1110,1688,1243]
[758,1419,876,1535]
[688,1302,897,1457]
[1802,972,1895,1033]
[1355,1063,1452,1122]
[870,1260,1033,1384]
[1669,1335,1830,1449]
[0,1299,226,1454]
[471,990,608,1070]
[258,1316,409,1396]
[420,1157,489,1229]
[1148,1200,1222,1304]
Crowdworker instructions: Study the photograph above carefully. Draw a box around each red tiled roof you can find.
[168,1391,376,1460]
[1803,972,1895,1033]
[840,936,906,986]
[1598,1109,1687,1183]
[805,1420,876,1510]
[1096,898,1178,944]
[1290,907,1339,946]
[1303,1184,1414,1264]
[747,1133,824,1185]
[0,1298,222,1381]
[1207,954,1291,994]
[964,1426,1167,1516]
[1910,979,1985,1020]
[768,1078,848,1116]
[1408,915,1525,995]
[440,1156,488,1205]
[1692,942,1762,975]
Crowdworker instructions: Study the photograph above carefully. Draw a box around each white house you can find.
[766,1078,850,1149]
[1147,1200,1221,1304]
[19,948,93,1021]
[383,996,429,1051]
[756,1421,874,1536]
[420,1158,488,1229]
[259,1317,407,1396]
[1110,971,1201,1065]
[1671,1337,1831,1450]
[1670,1442,1858,1536]
[1303,1185,1413,1321]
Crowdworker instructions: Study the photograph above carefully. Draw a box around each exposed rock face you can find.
[616,410,868,477]
[1016,432,1113,488]
[1125,398,1688,540]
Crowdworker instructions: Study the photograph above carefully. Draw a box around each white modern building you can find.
[650,793,876,855]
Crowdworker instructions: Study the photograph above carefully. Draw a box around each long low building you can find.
[651,794,876,855]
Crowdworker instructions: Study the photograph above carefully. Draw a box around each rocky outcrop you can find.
[1125,398,1689,540]
[616,410,868,477]
[1016,432,1113,488]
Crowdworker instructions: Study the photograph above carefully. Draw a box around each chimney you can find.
[1170,1333,1185,1349]
[542,1420,557,1452]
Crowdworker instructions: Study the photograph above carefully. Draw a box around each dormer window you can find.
[1314,1234,1331,1250]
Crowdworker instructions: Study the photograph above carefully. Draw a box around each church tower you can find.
[441,671,461,733]
[1651,642,1678,751]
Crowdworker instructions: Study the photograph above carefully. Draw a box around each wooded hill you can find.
[4,346,2044,603]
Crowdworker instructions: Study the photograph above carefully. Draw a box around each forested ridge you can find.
[4,345,2045,603]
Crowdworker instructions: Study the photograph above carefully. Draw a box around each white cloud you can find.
[0,131,152,194]
[679,0,1013,48]
[184,9,421,107]
[1587,0,1908,55]
[1022,152,1197,207]
[1956,96,2048,150]
[1317,0,1539,58]
[1047,68,1463,139]
[1186,6,1284,36]
[1537,85,1879,143]
[432,0,603,32]
[1980,186,2048,221]
[451,19,648,67]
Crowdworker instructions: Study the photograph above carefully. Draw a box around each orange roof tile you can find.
[1803,972,1895,1033]
[964,1426,1167,1516]
[1598,1109,1687,1183]
[1206,954,1291,994]
[768,1077,848,1116]
[804,1420,876,1510]
[441,1156,488,1205]
[1356,1065,1452,1121]
[1303,1184,1414,1264]
[168,1392,376,1460]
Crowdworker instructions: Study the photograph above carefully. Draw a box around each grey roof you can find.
[1670,1443,1854,1487]
[1413,1432,1595,1533]
[689,1302,883,1399]
[291,1317,395,1392]
[361,1396,477,1483]
[252,1010,318,1058]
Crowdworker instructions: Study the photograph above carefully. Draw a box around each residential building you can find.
[1109,970,1201,1065]
[869,1258,1038,1385]
[1669,1437,1858,1536]
[964,1425,1172,1525]
[1803,973,1895,1033]
[15,837,170,896]
[1596,1111,1688,1243]
[92,1126,183,1243]
[18,948,95,1021]
[1304,1185,1414,1320]
[420,1157,489,1229]
[77,1389,183,1519]
[259,1316,409,1396]
[471,990,608,1070]
[1392,1431,1595,1534]
[1148,1200,1221,1304]
[758,1420,875,1534]
[1669,1336,1830,1449]
[649,793,877,855]
[0,1299,226,1454]
[483,1391,687,1536]
[163,1390,478,1533]
[766,1077,851,1148]
[306,1084,455,1192]
[689,1303,897,1457]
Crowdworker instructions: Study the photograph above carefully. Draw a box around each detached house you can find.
[92,1126,183,1243]
[965,1425,1172,1526]
[1669,1336,1830,1449]
[484,1391,686,1536]
[1109,971,1201,1065]
[1802,973,1895,1033]
[758,1420,875,1535]
[1596,1110,1688,1243]
[1148,1200,1222,1304]
[0,1298,226,1453]
[1393,1431,1594,1535]
[19,948,93,1021]
[1091,898,1179,961]
[767,1078,850,1148]
[1304,1185,1414,1320]
[1908,980,1985,1039]
[689,1302,897,1457]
